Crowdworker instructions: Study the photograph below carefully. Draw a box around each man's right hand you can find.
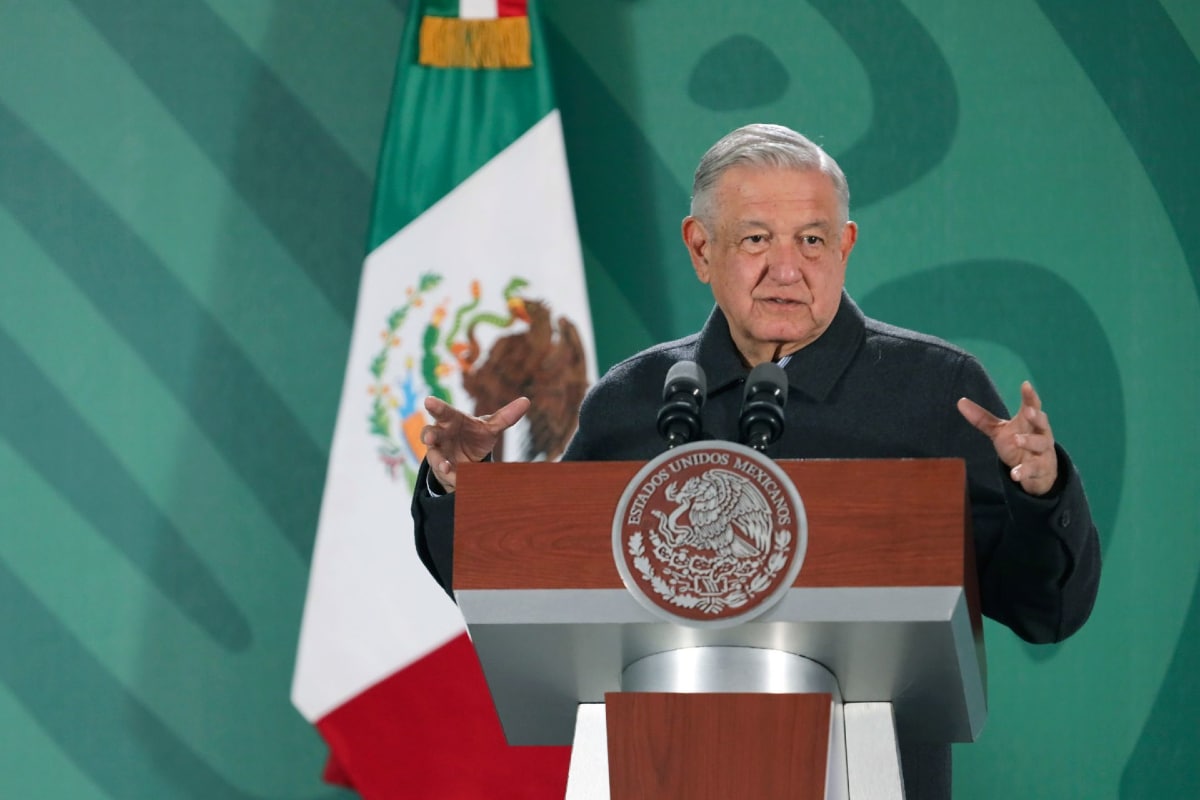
[420,395,531,493]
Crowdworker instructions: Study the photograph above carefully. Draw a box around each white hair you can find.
[690,123,850,227]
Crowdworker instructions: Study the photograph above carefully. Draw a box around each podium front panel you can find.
[454,458,985,747]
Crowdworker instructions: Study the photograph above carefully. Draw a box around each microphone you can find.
[656,361,707,448]
[739,362,788,451]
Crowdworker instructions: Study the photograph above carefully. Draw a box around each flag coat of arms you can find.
[292,0,593,795]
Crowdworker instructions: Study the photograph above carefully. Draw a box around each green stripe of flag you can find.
[368,0,554,249]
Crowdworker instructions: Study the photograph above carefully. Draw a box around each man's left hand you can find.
[957,381,1059,496]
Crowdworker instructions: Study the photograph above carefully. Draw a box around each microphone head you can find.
[739,362,787,451]
[658,360,707,447]
[743,362,787,404]
[663,360,707,403]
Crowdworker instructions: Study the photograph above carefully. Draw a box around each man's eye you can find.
[740,234,770,253]
[801,235,824,247]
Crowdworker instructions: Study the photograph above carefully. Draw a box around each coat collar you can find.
[694,291,866,403]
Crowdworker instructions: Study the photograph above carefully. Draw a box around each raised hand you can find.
[420,395,531,493]
[957,381,1059,496]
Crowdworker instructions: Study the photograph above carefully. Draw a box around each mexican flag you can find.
[291,0,594,795]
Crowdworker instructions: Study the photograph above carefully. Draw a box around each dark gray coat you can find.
[412,293,1101,799]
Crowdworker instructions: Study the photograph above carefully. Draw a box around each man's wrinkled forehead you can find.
[711,168,844,228]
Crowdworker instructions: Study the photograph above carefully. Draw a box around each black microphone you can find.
[739,362,788,451]
[656,361,707,448]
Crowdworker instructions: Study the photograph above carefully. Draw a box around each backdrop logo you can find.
[367,273,588,487]
[613,441,807,627]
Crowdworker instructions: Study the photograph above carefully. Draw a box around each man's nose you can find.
[765,241,802,283]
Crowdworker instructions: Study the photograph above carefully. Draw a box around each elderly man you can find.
[413,123,1100,799]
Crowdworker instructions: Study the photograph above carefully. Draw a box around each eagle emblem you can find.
[368,272,589,487]
[614,442,807,626]
[655,470,774,559]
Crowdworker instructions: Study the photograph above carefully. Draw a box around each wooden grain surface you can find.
[605,692,832,800]
[454,458,971,592]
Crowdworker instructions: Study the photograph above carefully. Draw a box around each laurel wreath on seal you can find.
[367,272,443,478]
[627,528,793,615]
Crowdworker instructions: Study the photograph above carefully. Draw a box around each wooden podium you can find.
[453,458,986,799]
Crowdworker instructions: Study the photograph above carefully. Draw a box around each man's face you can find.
[683,166,857,366]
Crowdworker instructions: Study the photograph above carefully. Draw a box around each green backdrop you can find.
[2,1,1198,797]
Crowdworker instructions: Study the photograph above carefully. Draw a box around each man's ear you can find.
[682,216,713,284]
[839,220,858,263]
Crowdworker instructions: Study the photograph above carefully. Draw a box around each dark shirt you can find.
[412,292,1101,799]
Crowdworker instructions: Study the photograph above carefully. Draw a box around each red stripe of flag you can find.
[315,633,570,798]
[497,0,528,17]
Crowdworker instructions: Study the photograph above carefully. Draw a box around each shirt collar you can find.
[694,291,866,402]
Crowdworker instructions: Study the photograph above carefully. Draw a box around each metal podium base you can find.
[564,646,905,800]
